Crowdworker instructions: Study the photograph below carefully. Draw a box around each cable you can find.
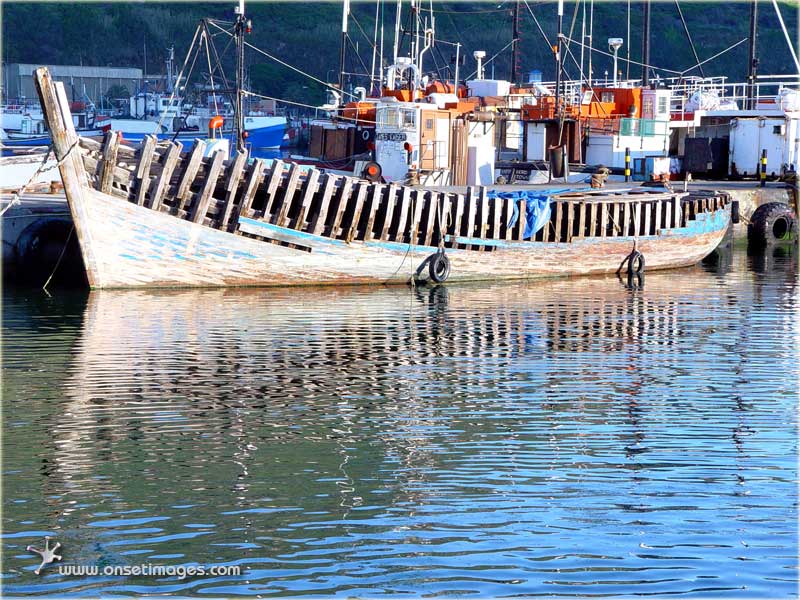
[674,1,705,78]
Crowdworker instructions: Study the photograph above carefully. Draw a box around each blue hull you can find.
[119,123,286,149]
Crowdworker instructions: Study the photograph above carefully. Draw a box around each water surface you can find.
[2,245,798,597]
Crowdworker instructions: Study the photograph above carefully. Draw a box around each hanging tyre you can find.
[748,202,796,246]
[428,251,451,283]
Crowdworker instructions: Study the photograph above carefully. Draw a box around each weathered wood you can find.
[134,135,157,206]
[466,187,477,248]
[191,149,226,224]
[516,200,527,241]
[554,200,563,242]
[674,197,682,227]
[453,190,466,247]
[328,176,352,238]
[218,149,249,230]
[644,201,653,236]
[665,197,673,229]
[310,173,338,236]
[410,189,425,245]
[149,141,183,211]
[634,201,642,236]
[439,193,453,246]
[612,202,622,236]
[293,167,320,230]
[273,163,302,227]
[261,159,285,220]
[654,197,663,232]
[175,140,207,211]
[479,187,489,240]
[600,202,608,238]
[565,202,575,242]
[98,131,121,194]
[588,202,597,237]
[380,184,399,240]
[504,197,515,241]
[395,186,412,242]
[229,158,265,231]
[345,182,369,242]
[364,183,384,241]
[423,191,438,246]
[578,202,587,238]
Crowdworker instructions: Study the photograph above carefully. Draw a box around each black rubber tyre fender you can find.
[626,250,645,275]
[428,251,451,283]
[748,202,796,245]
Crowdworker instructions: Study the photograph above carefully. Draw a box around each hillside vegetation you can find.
[2,1,797,107]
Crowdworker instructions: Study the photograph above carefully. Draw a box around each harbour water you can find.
[2,244,797,597]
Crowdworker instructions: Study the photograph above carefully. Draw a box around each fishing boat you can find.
[34,66,732,290]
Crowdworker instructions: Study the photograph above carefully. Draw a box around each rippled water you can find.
[2,244,798,597]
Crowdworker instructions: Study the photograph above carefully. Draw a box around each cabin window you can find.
[378,107,400,129]
[601,92,614,104]
[402,109,416,130]
[425,118,434,130]
[657,96,668,114]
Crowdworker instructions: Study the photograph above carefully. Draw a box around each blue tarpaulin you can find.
[487,189,563,239]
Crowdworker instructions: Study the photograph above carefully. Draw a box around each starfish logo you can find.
[26,536,62,575]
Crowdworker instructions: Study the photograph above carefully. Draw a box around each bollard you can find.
[760,149,767,187]
[625,147,631,182]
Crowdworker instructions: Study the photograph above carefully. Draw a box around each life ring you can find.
[428,251,451,283]
[361,129,371,141]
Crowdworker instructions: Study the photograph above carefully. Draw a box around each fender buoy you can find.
[748,202,796,246]
[625,249,645,275]
[429,251,451,283]
[361,161,382,182]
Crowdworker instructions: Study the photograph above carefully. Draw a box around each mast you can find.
[555,0,563,115]
[511,0,520,83]
[746,0,758,109]
[339,0,350,100]
[642,0,651,85]
[234,0,247,153]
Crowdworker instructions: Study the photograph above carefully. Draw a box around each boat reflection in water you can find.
[3,250,797,596]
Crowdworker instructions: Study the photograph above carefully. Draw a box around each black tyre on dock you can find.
[748,202,797,247]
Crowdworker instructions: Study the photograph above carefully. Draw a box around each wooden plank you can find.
[504,196,515,241]
[261,159,285,220]
[273,162,302,227]
[379,184,399,240]
[665,197,673,229]
[174,140,206,211]
[345,182,369,242]
[229,158,265,231]
[634,201,642,236]
[644,201,653,236]
[565,201,574,242]
[134,135,157,206]
[453,190,466,246]
[190,148,226,224]
[310,173,338,235]
[98,130,121,194]
[600,202,608,238]
[218,149,249,230]
[423,190,438,247]
[328,176,351,238]
[149,141,183,211]
[578,202,587,238]
[364,183,384,241]
[395,186,412,242]
[479,187,489,239]
[293,167,320,231]
[410,188,426,245]
[654,197,662,233]
[612,201,622,236]
[515,199,527,241]
[588,202,597,237]
[466,187,477,248]
[674,197,682,227]
[554,200,563,242]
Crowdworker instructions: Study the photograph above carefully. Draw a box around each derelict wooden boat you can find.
[34,67,732,290]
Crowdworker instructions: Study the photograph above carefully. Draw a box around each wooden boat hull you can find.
[33,66,731,290]
[73,184,728,288]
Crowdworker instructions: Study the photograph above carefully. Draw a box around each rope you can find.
[242,90,376,125]
[2,142,79,217]
[155,22,203,133]
[41,225,74,293]
[675,0,705,78]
